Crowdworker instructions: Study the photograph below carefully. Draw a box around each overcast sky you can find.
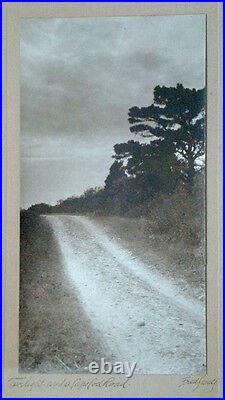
[21,15,205,208]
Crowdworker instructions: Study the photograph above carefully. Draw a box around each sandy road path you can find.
[46,214,206,374]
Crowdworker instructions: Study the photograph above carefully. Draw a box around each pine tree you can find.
[128,84,205,186]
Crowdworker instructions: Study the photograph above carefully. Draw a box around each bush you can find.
[132,174,205,246]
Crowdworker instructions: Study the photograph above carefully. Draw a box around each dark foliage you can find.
[28,203,53,215]
[128,84,205,186]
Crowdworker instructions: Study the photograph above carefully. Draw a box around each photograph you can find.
[19,14,206,376]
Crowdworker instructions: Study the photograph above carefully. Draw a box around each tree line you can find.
[27,83,205,216]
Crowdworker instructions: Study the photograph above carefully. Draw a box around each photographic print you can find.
[19,14,206,376]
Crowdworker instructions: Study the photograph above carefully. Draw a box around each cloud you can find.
[20,15,206,207]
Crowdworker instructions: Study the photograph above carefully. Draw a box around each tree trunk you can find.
[186,150,195,191]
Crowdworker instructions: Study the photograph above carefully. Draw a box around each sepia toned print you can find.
[20,15,206,375]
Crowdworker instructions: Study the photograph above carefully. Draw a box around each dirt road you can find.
[46,214,206,374]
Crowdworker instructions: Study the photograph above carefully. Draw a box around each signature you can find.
[8,376,130,392]
[178,376,218,392]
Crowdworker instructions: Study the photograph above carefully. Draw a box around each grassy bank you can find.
[95,180,205,299]
[20,211,107,373]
